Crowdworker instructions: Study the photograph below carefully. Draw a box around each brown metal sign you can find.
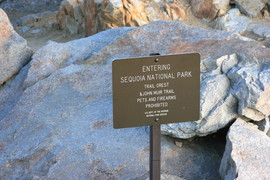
[112,53,200,129]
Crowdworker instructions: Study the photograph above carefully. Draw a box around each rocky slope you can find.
[0,0,62,22]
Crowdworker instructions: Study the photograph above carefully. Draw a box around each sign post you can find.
[149,53,161,180]
[150,125,160,180]
[112,53,200,179]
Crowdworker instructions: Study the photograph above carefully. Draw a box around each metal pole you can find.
[150,125,160,180]
[149,53,161,180]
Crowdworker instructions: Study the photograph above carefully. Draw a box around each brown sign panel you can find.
[112,53,200,129]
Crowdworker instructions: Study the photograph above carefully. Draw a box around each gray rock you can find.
[164,59,238,138]
[197,94,238,135]
[235,0,265,17]
[24,21,270,139]
[30,29,41,34]
[219,54,238,74]
[214,8,251,33]
[162,122,197,139]
[0,64,150,179]
[86,20,251,65]
[201,54,238,74]
[0,8,32,86]
[23,27,134,88]
[220,118,270,179]
[1,20,270,178]
[200,74,230,118]
[0,64,222,179]
[19,26,30,33]
[164,51,270,138]
[247,23,270,39]
[227,54,270,119]
[0,65,29,120]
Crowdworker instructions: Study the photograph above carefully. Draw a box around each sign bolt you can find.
[155,118,159,122]
[154,58,159,62]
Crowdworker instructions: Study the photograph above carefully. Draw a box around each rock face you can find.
[83,0,98,36]
[56,0,270,38]
[191,0,230,20]
[23,27,134,88]
[163,51,270,138]
[247,23,270,39]
[57,0,85,34]
[1,20,270,178]
[58,0,188,35]
[24,20,270,139]
[220,118,270,180]
[235,0,266,17]
[214,8,251,33]
[0,65,29,121]
[0,22,226,179]
[227,54,270,120]
[0,8,32,86]
[0,65,150,179]
[256,86,270,116]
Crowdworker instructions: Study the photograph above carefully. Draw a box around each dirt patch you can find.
[21,26,84,52]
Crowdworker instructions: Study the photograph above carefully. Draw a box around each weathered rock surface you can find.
[219,118,270,179]
[0,65,29,121]
[213,8,251,33]
[227,54,270,118]
[163,51,270,138]
[24,20,270,139]
[58,0,270,37]
[191,0,230,20]
[23,27,134,88]
[57,0,85,34]
[58,0,189,35]
[247,23,270,39]
[214,0,231,16]
[83,0,99,36]
[0,64,151,179]
[10,21,269,138]
[0,8,32,85]
[256,86,270,116]
[0,23,226,178]
[235,0,266,17]
[1,20,270,178]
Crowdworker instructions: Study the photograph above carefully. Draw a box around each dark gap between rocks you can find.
[161,125,230,180]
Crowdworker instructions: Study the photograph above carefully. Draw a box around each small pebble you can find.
[19,26,30,33]
[175,141,183,147]
[30,29,42,34]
